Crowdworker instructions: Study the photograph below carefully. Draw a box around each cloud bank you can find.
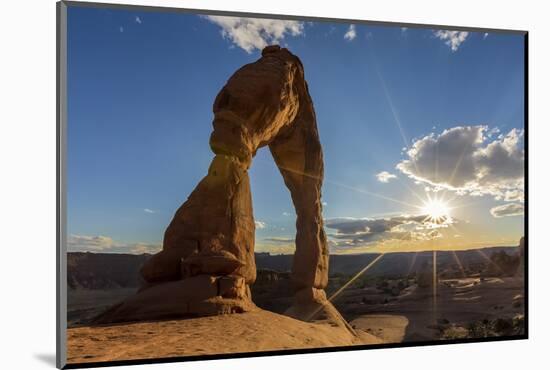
[433,30,469,51]
[325,214,453,250]
[396,126,524,202]
[204,16,304,53]
[262,237,294,243]
[490,203,524,218]
[68,234,161,254]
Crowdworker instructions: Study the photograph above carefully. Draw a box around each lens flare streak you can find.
[328,253,385,303]
[451,250,466,277]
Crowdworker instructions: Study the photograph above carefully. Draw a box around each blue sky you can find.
[66,5,525,254]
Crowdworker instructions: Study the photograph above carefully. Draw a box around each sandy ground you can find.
[337,276,525,341]
[67,309,398,364]
[350,315,409,343]
[66,276,524,364]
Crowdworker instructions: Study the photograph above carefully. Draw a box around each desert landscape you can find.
[66,242,525,364]
[64,8,526,367]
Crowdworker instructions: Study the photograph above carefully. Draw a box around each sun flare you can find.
[422,198,451,223]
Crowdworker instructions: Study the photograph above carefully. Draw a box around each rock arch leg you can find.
[269,110,353,335]
[95,155,258,324]
[158,154,256,286]
[269,119,329,293]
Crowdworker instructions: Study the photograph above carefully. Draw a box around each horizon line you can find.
[67,244,519,257]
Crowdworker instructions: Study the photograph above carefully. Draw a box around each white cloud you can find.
[255,220,266,229]
[433,30,469,51]
[68,235,115,251]
[376,171,398,183]
[325,214,455,250]
[490,203,524,218]
[204,16,304,53]
[263,237,294,244]
[396,126,524,202]
[143,208,156,214]
[344,24,356,41]
[282,211,292,216]
[130,243,160,254]
[135,16,142,24]
[503,190,524,202]
[255,243,296,255]
[68,234,161,254]
[322,201,328,206]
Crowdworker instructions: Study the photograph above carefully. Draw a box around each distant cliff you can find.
[67,252,151,290]
[67,246,518,290]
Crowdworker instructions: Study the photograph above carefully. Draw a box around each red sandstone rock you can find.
[96,45,334,323]
[146,45,329,293]
[182,250,245,277]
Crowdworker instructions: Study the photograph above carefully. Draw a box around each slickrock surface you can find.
[68,310,386,364]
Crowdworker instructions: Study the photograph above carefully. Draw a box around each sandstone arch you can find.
[143,45,328,292]
[95,46,348,330]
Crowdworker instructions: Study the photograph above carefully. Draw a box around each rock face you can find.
[67,252,150,289]
[95,45,336,325]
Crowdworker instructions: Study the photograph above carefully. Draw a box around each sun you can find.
[422,198,451,223]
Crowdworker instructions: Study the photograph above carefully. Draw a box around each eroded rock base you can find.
[93,275,256,324]
[284,288,357,337]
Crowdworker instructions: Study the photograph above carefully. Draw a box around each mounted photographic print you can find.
[56,1,527,368]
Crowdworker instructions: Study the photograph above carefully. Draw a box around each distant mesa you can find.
[67,245,522,293]
[94,45,349,332]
